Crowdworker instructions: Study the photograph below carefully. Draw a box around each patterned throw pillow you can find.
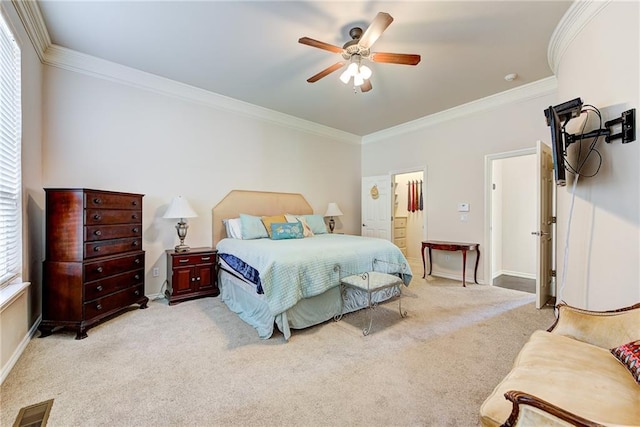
[611,340,640,384]
[261,214,287,238]
[284,214,314,237]
[270,222,304,240]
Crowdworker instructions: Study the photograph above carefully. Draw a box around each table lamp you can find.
[163,196,197,252]
[324,202,343,233]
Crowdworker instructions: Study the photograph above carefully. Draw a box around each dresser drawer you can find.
[394,217,407,228]
[85,238,142,259]
[84,252,144,282]
[85,209,142,225]
[394,237,406,248]
[84,284,145,319]
[172,252,216,267]
[394,228,406,238]
[85,191,142,210]
[85,224,142,242]
[84,269,144,301]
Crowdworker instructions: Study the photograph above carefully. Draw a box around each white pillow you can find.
[222,217,243,239]
[285,214,314,237]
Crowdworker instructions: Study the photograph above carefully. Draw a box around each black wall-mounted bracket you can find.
[564,108,636,148]
[604,108,635,143]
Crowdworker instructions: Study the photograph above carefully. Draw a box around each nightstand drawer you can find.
[172,253,215,267]
[394,228,406,238]
[394,237,406,248]
[394,217,407,228]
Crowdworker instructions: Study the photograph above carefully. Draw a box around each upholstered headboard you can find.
[212,190,313,247]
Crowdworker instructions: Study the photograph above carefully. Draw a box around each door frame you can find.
[483,148,536,287]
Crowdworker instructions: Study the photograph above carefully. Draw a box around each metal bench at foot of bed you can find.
[335,260,408,336]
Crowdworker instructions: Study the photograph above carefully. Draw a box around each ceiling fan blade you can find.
[307,62,345,83]
[358,12,394,49]
[371,52,421,65]
[360,79,372,93]
[298,37,343,54]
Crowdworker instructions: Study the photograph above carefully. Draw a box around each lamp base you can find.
[329,218,335,233]
[174,244,190,253]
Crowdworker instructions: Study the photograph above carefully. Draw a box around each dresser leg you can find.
[139,296,149,309]
[38,325,54,338]
[75,329,88,340]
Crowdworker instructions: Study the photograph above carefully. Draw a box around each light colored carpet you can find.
[1,267,555,427]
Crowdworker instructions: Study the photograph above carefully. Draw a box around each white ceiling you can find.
[36,1,572,136]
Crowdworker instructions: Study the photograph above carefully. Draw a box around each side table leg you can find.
[462,249,467,287]
[428,248,433,276]
[474,247,480,284]
[422,244,427,278]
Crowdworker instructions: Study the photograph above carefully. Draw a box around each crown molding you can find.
[548,0,611,75]
[362,76,558,144]
[11,0,50,62]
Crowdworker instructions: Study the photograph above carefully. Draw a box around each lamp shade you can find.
[324,202,343,217]
[163,196,197,219]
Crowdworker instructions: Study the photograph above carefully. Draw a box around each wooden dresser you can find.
[40,188,148,339]
[393,216,407,256]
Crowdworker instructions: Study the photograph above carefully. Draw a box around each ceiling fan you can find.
[299,12,421,93]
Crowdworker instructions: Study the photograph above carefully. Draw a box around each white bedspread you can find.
[216,234,412,316]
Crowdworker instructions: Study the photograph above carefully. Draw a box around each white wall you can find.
[1,1,44,382]
[42,66,362,296]
[554,1,640,309]
[362,90,557,283]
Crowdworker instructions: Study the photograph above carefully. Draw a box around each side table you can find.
[421,241,480,286]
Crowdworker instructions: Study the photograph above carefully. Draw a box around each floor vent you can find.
[13,399,53,427]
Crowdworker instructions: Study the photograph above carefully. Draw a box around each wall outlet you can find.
[152,267,159,277]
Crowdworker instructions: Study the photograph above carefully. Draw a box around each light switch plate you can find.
[458,203,470,212]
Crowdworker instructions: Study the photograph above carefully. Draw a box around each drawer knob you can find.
[96,267,103,273]
[93,214,102,221]
[94,230,102,236]
[96,303,102,310]
[132,200,138,206]
[191,277,196,282]
[133,227,139,233]
[197,276,201,281]
[96,285,103,292]
[134,290,140,296]
[134,258,141,264]
[93,198,102,204]
[132,241,139,247]
[131,214,138,220]
[134,274,140,280]
[94,246,101,252]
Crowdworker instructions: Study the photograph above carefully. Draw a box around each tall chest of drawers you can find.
[40,188,148,339]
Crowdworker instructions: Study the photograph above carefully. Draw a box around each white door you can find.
[533,141,554,309]
[361,175,392,239]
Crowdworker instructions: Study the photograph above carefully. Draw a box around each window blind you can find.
[0,14,22,287]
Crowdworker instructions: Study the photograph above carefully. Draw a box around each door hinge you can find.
[550,270,556,277]
[551,216,557,224]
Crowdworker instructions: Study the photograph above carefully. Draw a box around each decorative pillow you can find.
[261,214,287,238]
[239,213,268,240]
[303,214,328,234]
[222,218,243,239]
[271,222,304,240]
[285,214,314,237]
[611,340,640,384]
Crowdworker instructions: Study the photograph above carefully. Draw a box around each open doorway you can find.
[392,169,426,263]
[485,149,537,292]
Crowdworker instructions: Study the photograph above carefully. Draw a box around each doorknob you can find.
[531,231,549,236]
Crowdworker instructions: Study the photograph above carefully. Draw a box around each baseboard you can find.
[427,271,485,285]
[1,314,41,385]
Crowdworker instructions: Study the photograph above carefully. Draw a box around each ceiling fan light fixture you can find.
[353,74,365,87]
[339,69,352,84]
[359,65,372,80]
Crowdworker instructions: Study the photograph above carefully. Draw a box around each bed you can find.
[212,190,412,340]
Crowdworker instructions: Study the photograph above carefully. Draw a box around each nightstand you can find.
[166,247,219,305]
